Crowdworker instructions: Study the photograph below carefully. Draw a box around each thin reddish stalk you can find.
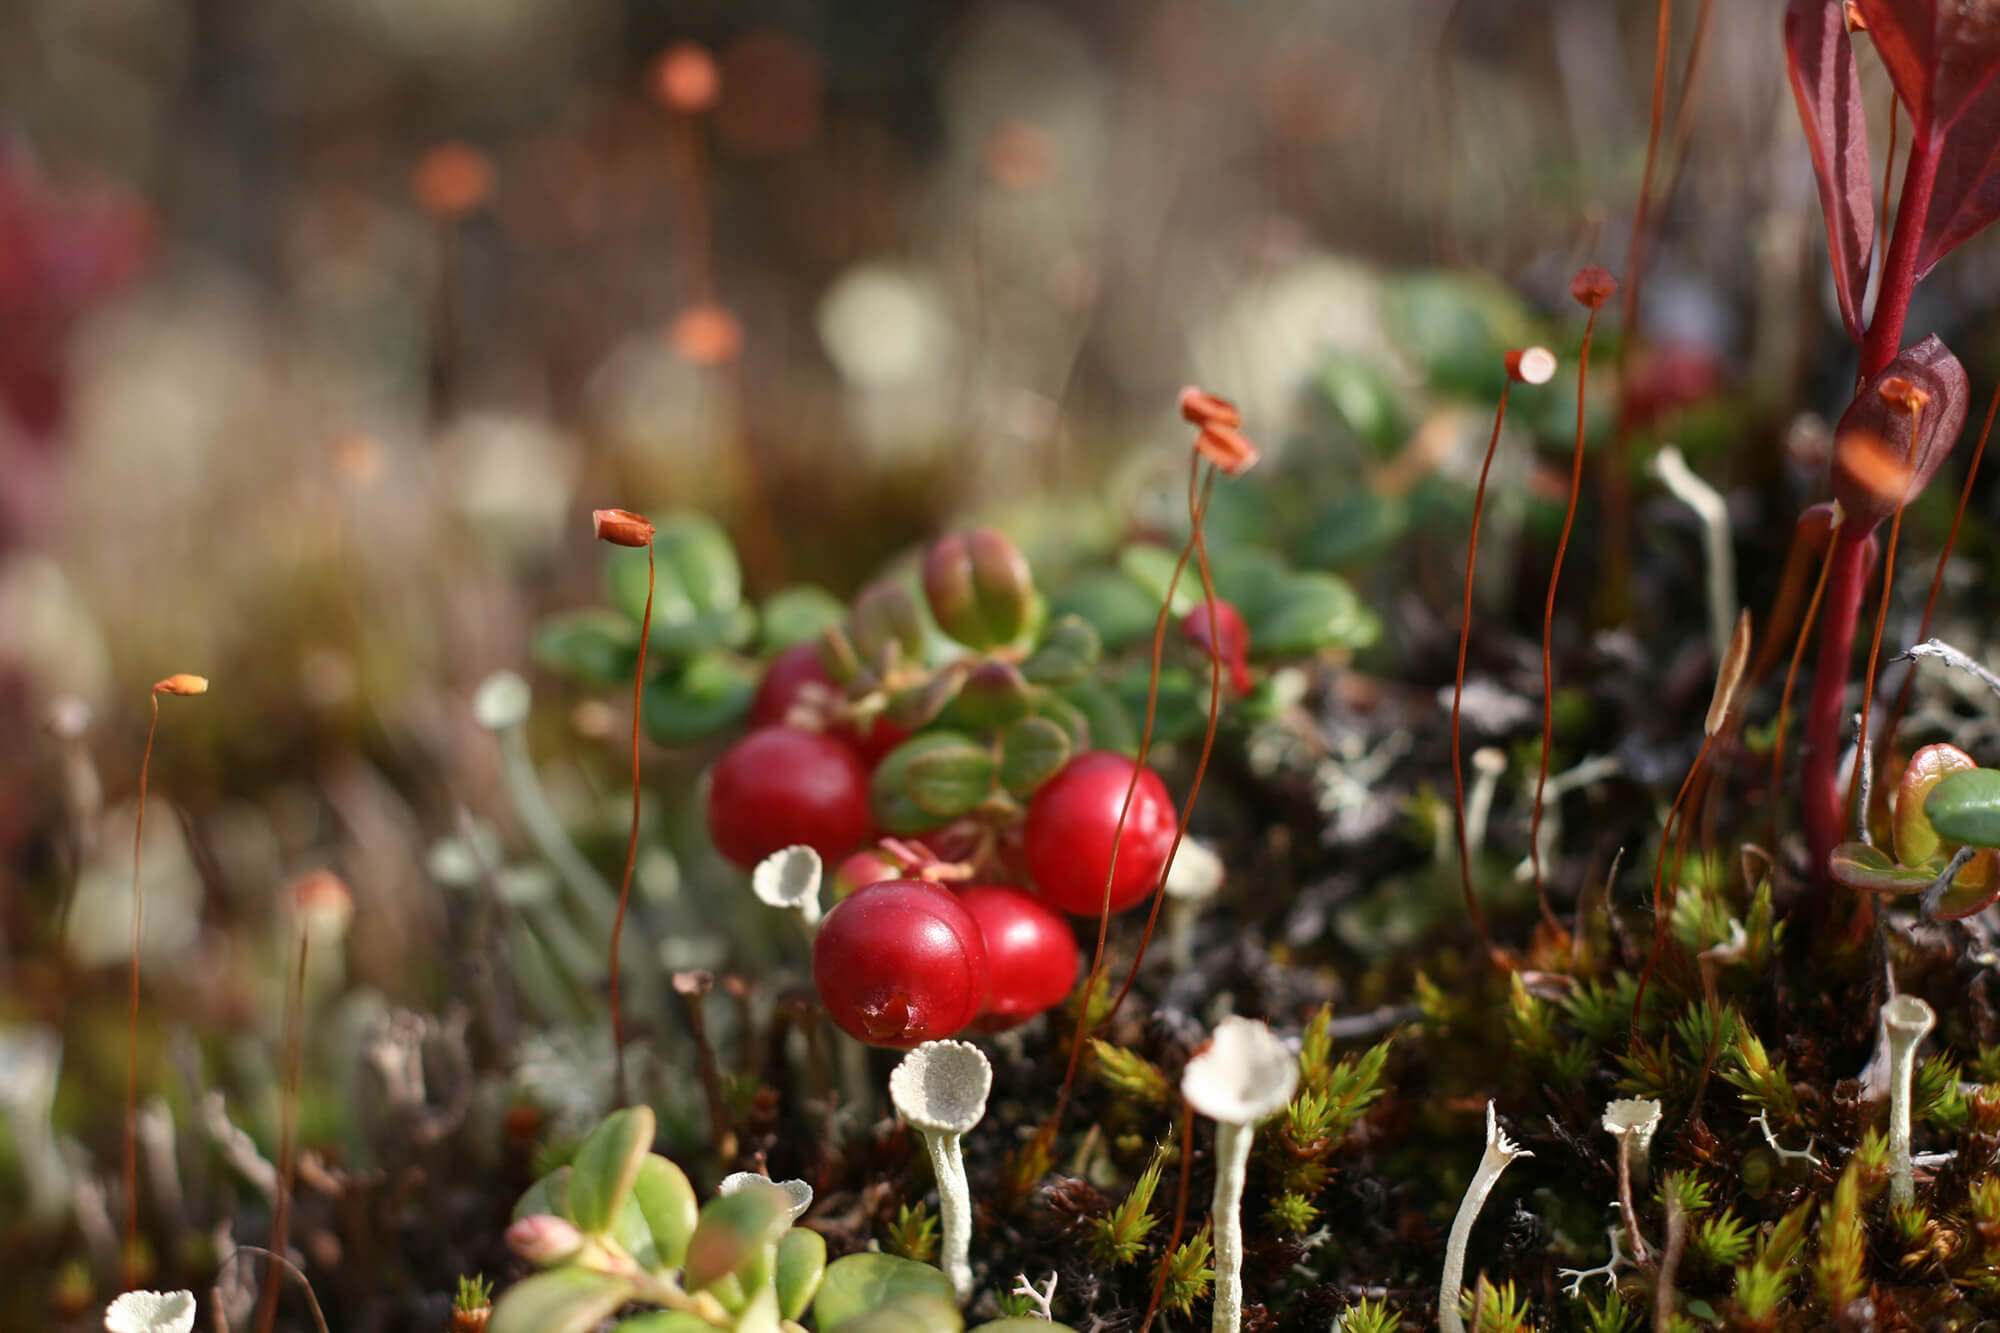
[1884,381,1999,756]
[1109,464,1227,1017]
[254,927,309,1333]
[1045,460,1215,1142]
[1139,1099,1197,1333]
[1451,383,1511,962]
[124,690,162,1278]
[1844,486,1912,840]
[610,539,655,1106]
[1802,528,1874,873]
[1633,727,1717,1043]
[1530,307,1602,933]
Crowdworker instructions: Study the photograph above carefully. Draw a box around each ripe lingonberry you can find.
[1023,751,1178,915]
[1181,598,1252,694]
[748,641,907,762]
[813,879,990,1048]
[957,884,1079,1030]
[705,726,873,869]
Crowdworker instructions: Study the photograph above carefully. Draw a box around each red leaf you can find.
[1855,0,2000,136]
[1785,0,1875,340]
[1830,333,1969,530]
[1917,66,2000,273]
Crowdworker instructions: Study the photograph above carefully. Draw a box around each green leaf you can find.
[971,1323,1083,1333]
[1896,743,1977,867]
[761,585,848,653]
[1051,679,1127,755]
[533,611,641,686]
[613,1315,714,1333]
[1249,571,1379,656]
[684,1179,791,1293]
[775,1226,828,1320]
[512,1166,571,1224]
[814,1254,956,1328]
[607,512,754,656]
[1118,543,1195,616]
[1113,664,1208,744]
[829,1294,965,1333]
[885,669,966,732]
[640,652,758,746]
[489,1270,632,1333]
[565,1106,655,1236]
[999,716,1072,796]
[1925,767,2000,848]
[1021,615,1101,686]
[872,733,971,834]
[613,1155,699,1274]
[1319,357,1406,453]
[950,661,1034,731]
[1381,270,1534,400]
[1048,570,1162,652]
[1208,547,1292,624]
[904,740,997,818]
[1827,842,1936,895]
[1300,493,1412,569]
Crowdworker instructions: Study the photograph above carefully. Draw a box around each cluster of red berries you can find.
[704,650,1183,1047]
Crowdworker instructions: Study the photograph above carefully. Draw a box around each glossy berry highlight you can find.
[1023,751,1178,916]
[813,879,990,1048]
[705,726,873,869]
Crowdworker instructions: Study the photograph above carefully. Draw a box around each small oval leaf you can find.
[1118,543,1196,615]
[761,585,848,653]
[565,1106,655,1236]
[1829,841,1937,894]
[1021,615,1102,686]
[903,742,997,818]
[533,610,641,686]
[1895,742,1978,867]
[813,1254,957,1328]
[776,1226,829,1321]
[684,1179,791,1293]
[1926,768,2000,848]
[512,1166,572,1225]
[1250,571,1377,656]
[641,652,758,747]
[489,1270,632,1333]
[621,1154,699,1273]
[999,716,1072,797]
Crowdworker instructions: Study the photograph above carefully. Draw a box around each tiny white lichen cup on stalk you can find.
[1884,993,1936,1208]
[104,1289,197,1333]
[1439,1102,1534,1333]
[1601,1097,1662,1267]
[720,1171,815,1224]
[1163,837,1225,973]
[751,845,825,934]
[1180,1015,1299,1333]
[888,1039,993,1303]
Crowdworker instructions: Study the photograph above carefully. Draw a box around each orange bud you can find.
[651,43,721,114]
[1569,265,1617,310]
[412,143,493,221]
[1505,346,1558,385]
[1179,385,1242,430]
[1877,376,1930,417]
[671,304,743,367]
[592,508,656,547]
[1194,422,1260,476]
[153,674,209,696]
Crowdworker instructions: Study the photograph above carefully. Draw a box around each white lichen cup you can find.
[104,1290,197,1333]
[1180,1016,1299,1333]
[1439,1102,1533,1333]
[888,1040,993,1303]
[719,1171,814,1224]
[1884,993,1936,1209]
[752,844,826,934]
[1163,837,1225,973]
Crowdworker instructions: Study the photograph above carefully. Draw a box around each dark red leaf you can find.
[1830,334,1969,530]
[1918,65,2000,273]
[1786,0,1875,341]
[1855,0,2000,136]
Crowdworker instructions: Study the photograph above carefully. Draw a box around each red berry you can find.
[705,726,873,869]
[749,641,909,763]
[1181,598,1252,695]
[1022,751,1178,915]
[832,846,904,900]
[813,879,990,1048]
[957,884,1079,1030]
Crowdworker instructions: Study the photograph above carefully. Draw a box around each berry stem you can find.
[610,536,654,1106]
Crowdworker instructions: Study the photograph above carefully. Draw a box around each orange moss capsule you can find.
[153,673,209,696]
[412,143,493,221]
[1178,385,1242,430]
[592,509,656,548]
[1569,265,1617,310]
[1194,423,1260,477]
[1505,346,1558,385]
[652,43,721,114]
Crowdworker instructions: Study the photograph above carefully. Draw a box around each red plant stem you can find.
[1845,462,1915,837]
[1046,461,1216,1141]
[610,539,655,1106]
[1109,464,1226,1017]
[255,928,309,1333]
[1801,526,1874,874]
[1770,540,1834,847]
[1879,95,1900,274]
[1885,381,1999,758]
[1451,382,1511,963]
[1633,727,1717,1042]
[1861,126,1940,378]
[124,689,163,1278]
[1531,308,1601,933]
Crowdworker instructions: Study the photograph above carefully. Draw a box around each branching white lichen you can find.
[1181,1016,1299,1333]
[1439,1101,1533,1333]
[1751,1110,1821,1168]
[1557,1223,1633,1296]
[1885,994,1937,1208]
[888,1040,992,1303]
[1010,1271,1058,1319]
